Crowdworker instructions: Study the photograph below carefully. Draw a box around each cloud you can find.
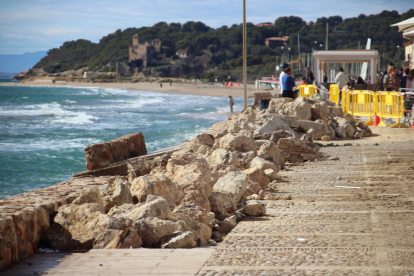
[0,0,411,54]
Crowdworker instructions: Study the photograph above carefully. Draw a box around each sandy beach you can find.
[1,79,278,98]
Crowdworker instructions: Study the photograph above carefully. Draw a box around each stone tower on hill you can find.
[128,33,162,67]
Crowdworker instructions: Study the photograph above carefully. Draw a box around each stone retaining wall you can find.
[84,132,147,170]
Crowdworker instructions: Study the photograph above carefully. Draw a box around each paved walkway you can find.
[3,127,413,276]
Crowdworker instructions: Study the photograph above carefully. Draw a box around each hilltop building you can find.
[265,36,289,46]
[128,33,162,67]
[257,23,275,27]
[176,49,188,58]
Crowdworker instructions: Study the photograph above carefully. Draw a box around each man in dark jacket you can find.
[306,67,314,84]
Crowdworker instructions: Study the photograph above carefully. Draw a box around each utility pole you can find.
[326,23,328,50]
[243,0,247,110]
[298,34,301,70]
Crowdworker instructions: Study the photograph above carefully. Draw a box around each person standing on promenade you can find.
[397,68,404,80]
[383,67,400,91]
[228,95,235,113]
[306,67,315,84]
[279,63,288,92]
[400,68,410,92]
[334,67,349,90]
[281,67,296,99]
[323,72,328,82]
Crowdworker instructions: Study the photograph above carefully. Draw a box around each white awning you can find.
[391,17,414,33]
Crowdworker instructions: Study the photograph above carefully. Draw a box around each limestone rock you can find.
[282,97,312,120]
[254,116,296,137]
[331,106,345,118]
[243,167,270,198]
[84,132,147,170]
[244,200,266,216]
[100,177,132,213]
[269,130,295,145]
[72,188,104,213]
[321,135,331,141]
[250,156,278,172]
[166,152,212,211]
[334,117,355,138]
[50,203,120,251]
[268,97,294,112]
[238,129,254,140]
[215,216,237,235]
[344,113,357,128]
[219,133,257,153]
[236,151,256,169]
[161,231,197,248]
[207,148,239,168]
[130,173,184,207]
[289,119,328,140]
[257,141,284,170]
[311,101,329,123]
[210,171,248,219]
[357,122,368,129]
[276,138,320,163]
[126,195,174,221]
[188,133,215,156]
[133,217,181,247]
[172,204,213,246]
[93,226,142,249]
[264,169,278,181]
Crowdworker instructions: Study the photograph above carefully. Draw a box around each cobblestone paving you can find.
[198,128,414,276]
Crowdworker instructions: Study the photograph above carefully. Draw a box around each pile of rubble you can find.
[21,95,371,254]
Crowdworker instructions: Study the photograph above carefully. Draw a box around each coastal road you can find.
[3,127,413,276]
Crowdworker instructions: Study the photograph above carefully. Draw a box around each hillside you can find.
[32,9,414,81]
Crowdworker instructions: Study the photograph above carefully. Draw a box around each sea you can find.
[0,80,249,199]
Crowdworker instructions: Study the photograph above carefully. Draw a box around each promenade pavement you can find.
[3,127,413,276]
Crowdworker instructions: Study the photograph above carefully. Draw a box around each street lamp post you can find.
[243,0,247,110]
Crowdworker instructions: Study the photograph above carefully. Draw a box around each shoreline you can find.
[0,79,277,98]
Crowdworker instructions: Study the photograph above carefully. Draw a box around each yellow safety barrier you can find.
[341,88,351,114]
[329,84,340,106]
[297,84,317,98]
[377,91,408,128]
[348,90,377,125]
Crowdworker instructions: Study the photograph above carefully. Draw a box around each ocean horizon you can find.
[0,84,250,199]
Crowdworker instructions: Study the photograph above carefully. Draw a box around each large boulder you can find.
[334,117,355,138]
[254,116,296,137]
[289,119,328,140]
[187,133,215,156]
[166,152,212,211]
[257,141,285,170]
[125,195,174,221]
[236,151,256,169]
[311,101,329,123]
[207,148,239,168]
[72,187,105,213]
[130,173,184,207]
[276,138,320,163]
[243,167,270,198]
[84,132,147,170]
[48,203,129,251]
[93,225,142,249]
[244,200,266,216]
[172,204,213,246]
[99,177,132,213]
[269,130,295,145]
[210,171,249,219]
[282,97,312,120]
[219,133,257,153]
[161,231,197,248]
[133,217,181,247]
[249,156,278,172]
[268,97,294,112]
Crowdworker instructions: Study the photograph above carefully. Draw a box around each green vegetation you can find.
[34,9,414,80]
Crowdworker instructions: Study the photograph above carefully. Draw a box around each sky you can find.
[0,0,411,55]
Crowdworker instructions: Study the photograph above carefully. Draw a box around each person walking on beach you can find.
[160,83,163,88]
[281,67,295,99]
[228,95,235,113]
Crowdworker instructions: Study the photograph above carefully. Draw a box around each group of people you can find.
[379,64,414,92]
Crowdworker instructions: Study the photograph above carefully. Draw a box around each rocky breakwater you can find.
[0,94,373,271]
